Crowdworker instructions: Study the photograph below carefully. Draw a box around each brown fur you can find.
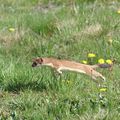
[32,57,112,82]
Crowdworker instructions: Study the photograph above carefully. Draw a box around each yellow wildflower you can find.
[82,60,87,64]
[9,28,15,32]
[99,88,107,92]
[98,58,105,64]
[106,59,112,64]
[117,10,120,14]
[88,53,96,58]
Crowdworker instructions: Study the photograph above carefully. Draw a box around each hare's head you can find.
[32,58,43,67]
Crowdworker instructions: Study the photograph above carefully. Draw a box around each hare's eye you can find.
[34,62,37,65]
[32,62,37,67]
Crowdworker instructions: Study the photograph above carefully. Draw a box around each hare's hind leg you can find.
[91,70,106,84]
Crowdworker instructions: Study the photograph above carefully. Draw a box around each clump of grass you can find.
[23,13,57,36]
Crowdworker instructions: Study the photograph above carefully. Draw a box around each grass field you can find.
[0,0,120,119]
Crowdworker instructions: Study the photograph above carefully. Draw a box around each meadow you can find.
[0,0,120,119]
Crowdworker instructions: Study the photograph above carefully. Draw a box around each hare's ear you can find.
[32,57,40,61]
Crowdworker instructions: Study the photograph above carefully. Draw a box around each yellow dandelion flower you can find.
[98,58,105,64]
[99,88,107,92]
[9,28,15,32]
[82,60,87,64]
[117,10,120,14]
[88,53,96,58]
[106,59,112,64]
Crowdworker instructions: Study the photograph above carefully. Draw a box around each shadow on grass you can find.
[4,79,47,92]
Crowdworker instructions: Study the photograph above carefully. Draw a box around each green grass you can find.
[0,0,120,119]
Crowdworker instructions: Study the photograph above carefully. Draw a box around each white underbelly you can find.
[60,67,86,74]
